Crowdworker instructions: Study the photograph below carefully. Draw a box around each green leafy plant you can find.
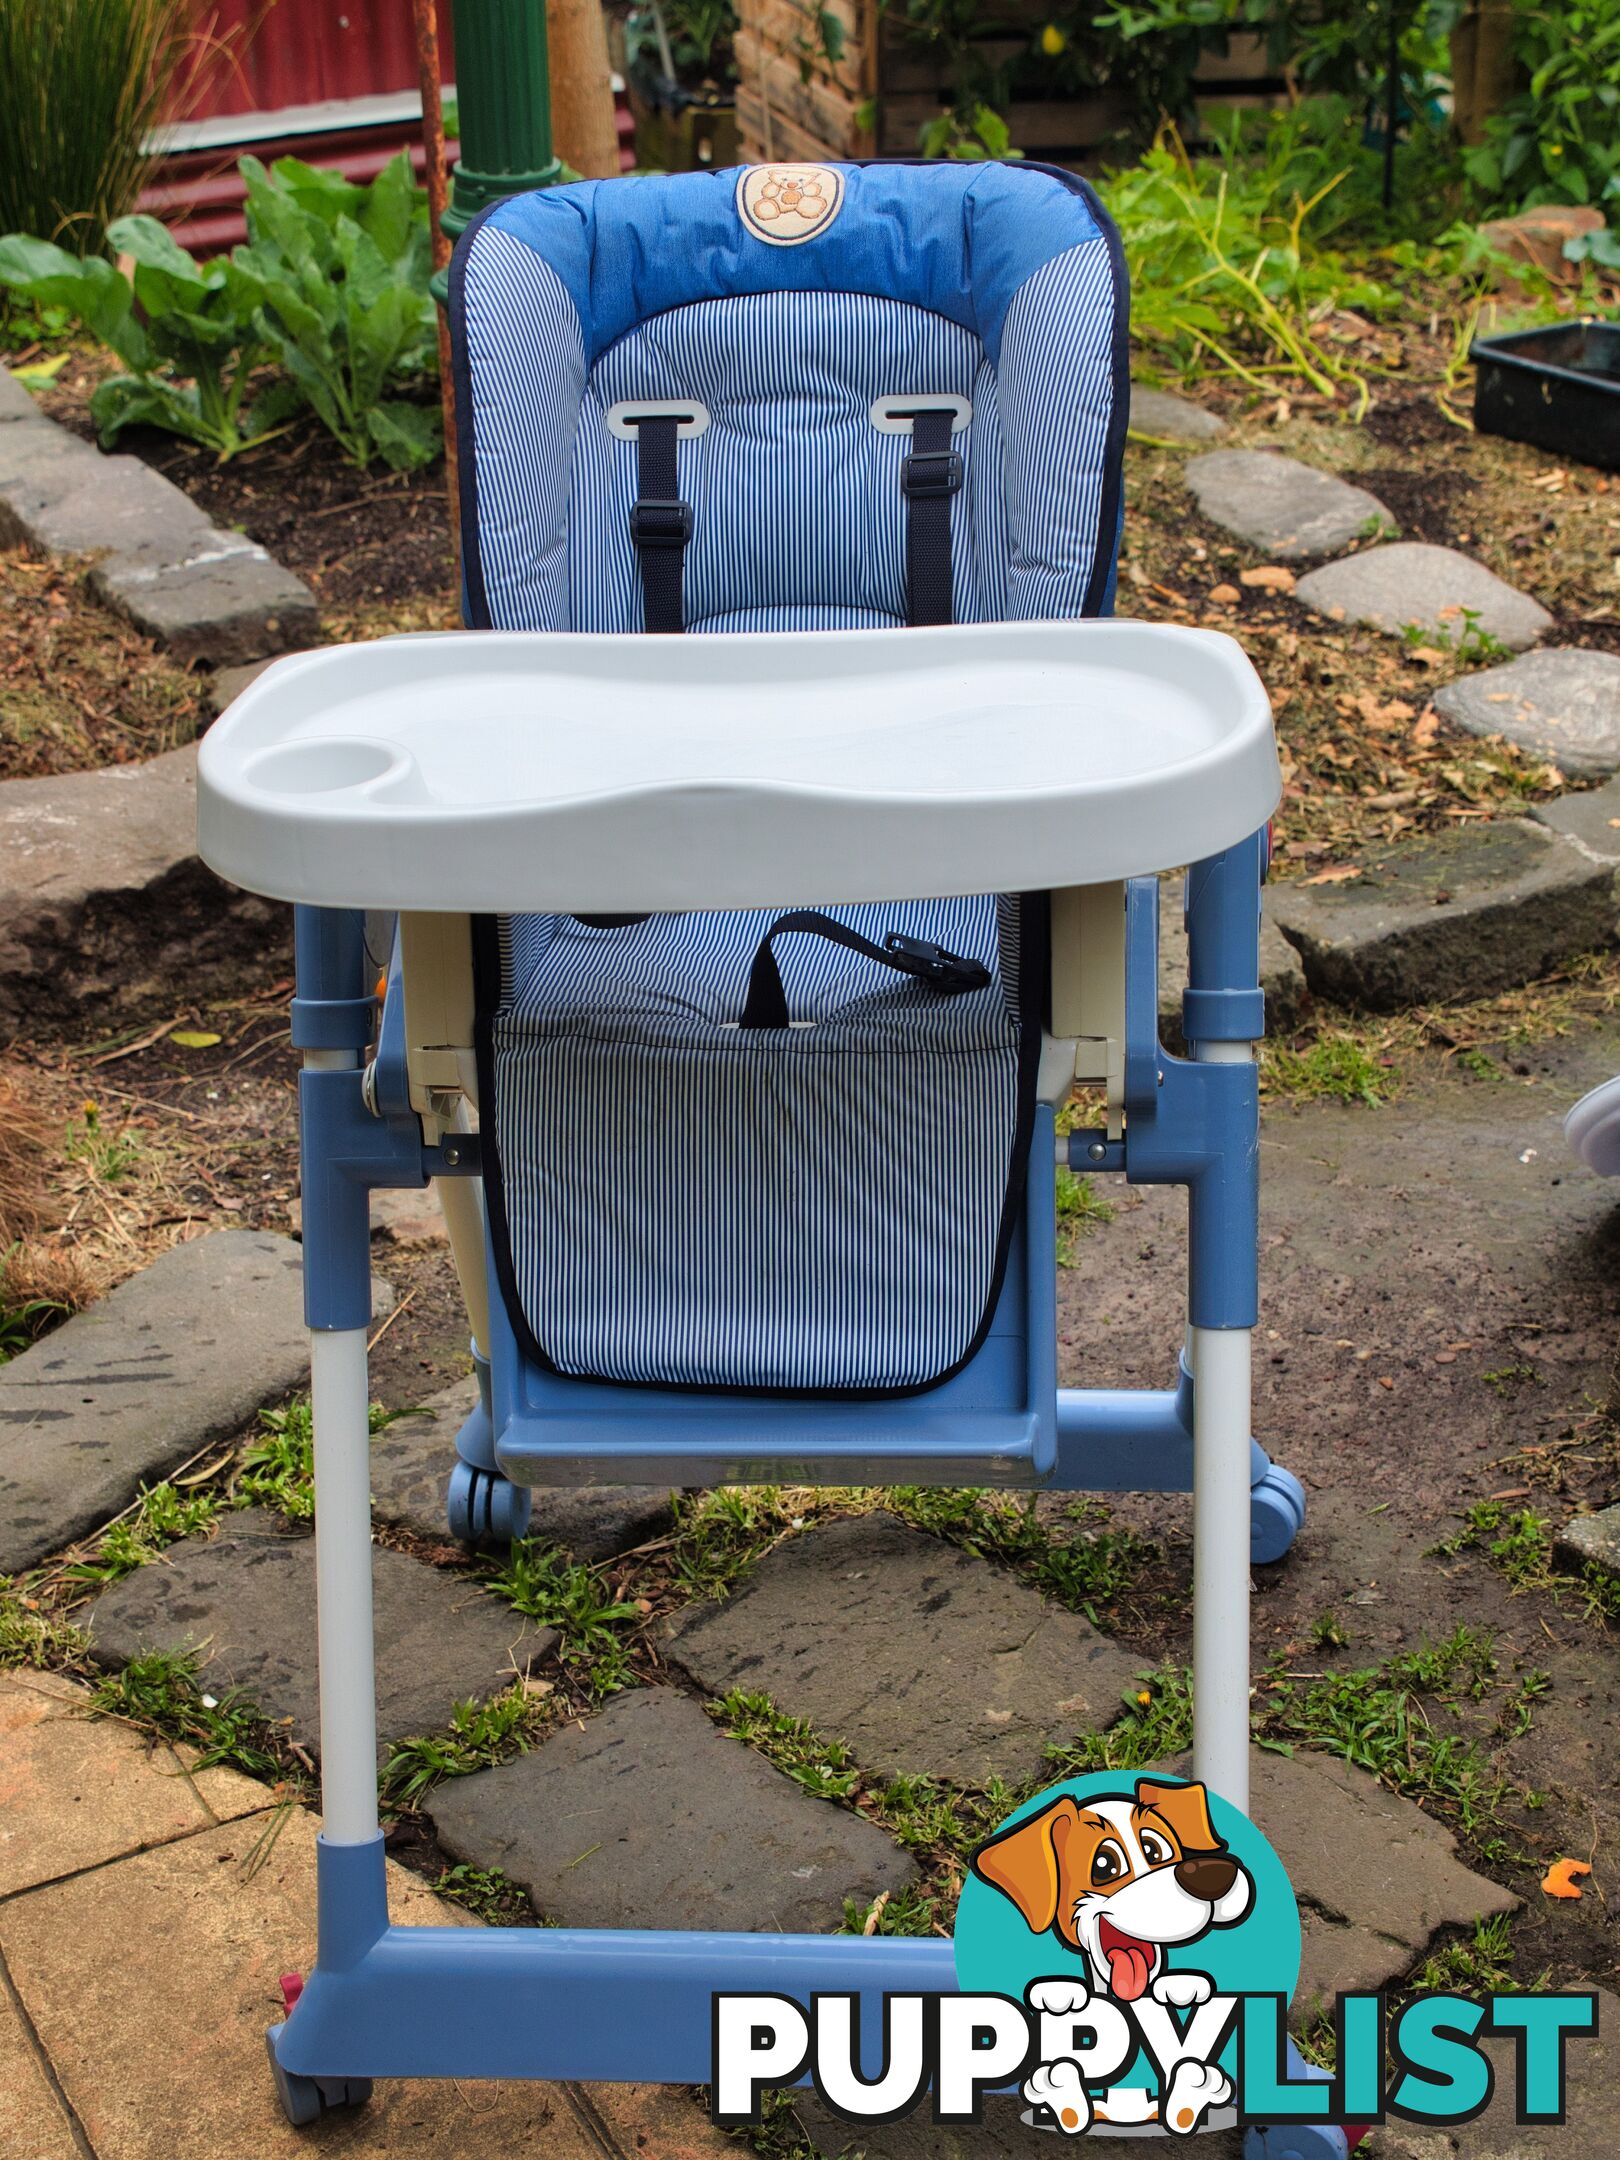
[1465,0,1620,211]
[625,0,738,87]
[91,1648,290,1781]
[67,1479,220,1584]
[486,1541,640,1698]
[381,1686,544,1807]
[0,0,189,255]
[229,150,441,471]
[0,217,287,459]
[238,1396,408,1520]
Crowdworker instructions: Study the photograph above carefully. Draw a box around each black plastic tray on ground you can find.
[1470,319,1620,470]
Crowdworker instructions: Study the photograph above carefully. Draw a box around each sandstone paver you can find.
[1433,648,1620,779]
[1294,541,1554,651]
[372,1379,674,1561]
[0,742,283,1028]
[1130,385,1225,442]
[1266,818,1615,1010]
[1184,449,1393,561]
[429,1683,914,1932]
[662,1512,1138,1785]
[0,1232,336,1576]
[0,1812,739,2160]
[86,1509,549,1754]
[0,1668,270,1898]
[0,1957,81,2160]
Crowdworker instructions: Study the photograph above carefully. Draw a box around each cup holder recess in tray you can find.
[246,737,417,799]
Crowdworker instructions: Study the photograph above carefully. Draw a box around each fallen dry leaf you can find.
[1241,565,1296,593]
[1407,646,1449,667]
[1540,1858,1592,1901]
[1209,583,1241,605]
[1305,864,1361,884]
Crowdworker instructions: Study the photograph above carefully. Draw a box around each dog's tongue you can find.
[1100,1922,1154,2002]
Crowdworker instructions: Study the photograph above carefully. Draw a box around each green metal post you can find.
[444,0,563,241]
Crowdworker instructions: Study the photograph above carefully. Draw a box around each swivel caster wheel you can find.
[265,2028,372,2127]
[447,1458,532,1549]
[1249,1460,1306,1565]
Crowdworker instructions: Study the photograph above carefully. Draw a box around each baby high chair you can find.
[198,158,1342,2155]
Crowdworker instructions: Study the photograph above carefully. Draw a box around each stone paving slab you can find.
[0,1808,739,2160]
[205,655,277,715]
[0,741,286,1028]
[0,1961,81,2160]
[1433,648,1620,779]
[1555,1500,1620,1577]
[1184,449,1393,561]
[372,1379,675,1562]
[1266,818,1616,1010]
[1375,1991,1619,2159]
[1295,541,1554,651]
[0,1232,335,1576]
[429,1683,914,1932]
[0,395,316,665]
[1532,773,1620,863]
[92,548,317,670]
[1244,1748,1518,2011]
[1158,873,1307,1035]
[662,1513,1138,1786]
[1130,385,1225,442]
[0,365,41,425]
[85,1509,549,1755]
[0,1668,270,1898]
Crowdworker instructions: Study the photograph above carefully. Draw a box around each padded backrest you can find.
[450,161,1129,636]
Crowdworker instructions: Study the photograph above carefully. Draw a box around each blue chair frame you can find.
[271,832,1340,2157]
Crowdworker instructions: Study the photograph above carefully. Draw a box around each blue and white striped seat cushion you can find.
[452,163,1126,1392]
[482,894,1033,1391]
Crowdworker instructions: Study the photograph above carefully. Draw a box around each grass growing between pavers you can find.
[1048,1624,1550,1872]
[632,1485,1159,1631]
[1439,1500,1620,1627]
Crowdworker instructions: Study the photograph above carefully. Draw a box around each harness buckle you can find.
[884,933,991,994]
[900,449,963,500]
[629,498,693,547]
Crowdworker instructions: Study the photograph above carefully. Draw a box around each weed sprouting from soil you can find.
[90,1648,295,1783]
[1441,1501,1620,1626]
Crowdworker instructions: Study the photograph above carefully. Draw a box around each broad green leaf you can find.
[90,373,209,449]
[0,235,146,367]
[357,151,419,263]
[367,399,441,472]
[106,214,217,295]
[169,1030,222,1048]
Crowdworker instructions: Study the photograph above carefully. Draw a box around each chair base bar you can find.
[278,1838,953,2085]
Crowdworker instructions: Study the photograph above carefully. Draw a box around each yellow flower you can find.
[1136,1688,1153,1705]
[1040,21,1067,55]
[80,1099,100,1121]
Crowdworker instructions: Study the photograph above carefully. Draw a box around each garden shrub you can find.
[1464,0,1620,213]
[0,150,439,468]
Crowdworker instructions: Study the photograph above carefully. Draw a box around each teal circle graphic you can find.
[954,1770,1300,2103]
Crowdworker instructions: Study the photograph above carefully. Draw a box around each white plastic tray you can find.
[196,622,1280,912]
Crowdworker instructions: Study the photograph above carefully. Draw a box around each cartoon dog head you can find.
[970,1779,1252,2004]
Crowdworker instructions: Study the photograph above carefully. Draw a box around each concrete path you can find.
[0,1669,738,2160]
